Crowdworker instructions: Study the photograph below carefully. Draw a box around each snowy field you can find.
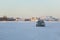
[0,21,60,40]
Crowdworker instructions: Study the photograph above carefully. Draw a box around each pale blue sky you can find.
[0,0,60,18]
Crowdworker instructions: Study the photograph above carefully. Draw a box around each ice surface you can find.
[0,21,60,40]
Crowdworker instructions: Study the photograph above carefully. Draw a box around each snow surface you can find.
[0,21,60,40]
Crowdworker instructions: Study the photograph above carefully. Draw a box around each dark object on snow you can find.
[36,20,45,27]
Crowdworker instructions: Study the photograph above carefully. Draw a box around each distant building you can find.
[44,16,59,21]
[24,18,31,21]
[0,16,16,21]
[31,17,38,21]
[16,17,24,21]
[7,18,16,21]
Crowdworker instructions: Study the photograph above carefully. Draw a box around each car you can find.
[36,20,45,27]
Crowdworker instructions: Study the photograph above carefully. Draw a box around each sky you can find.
[0,0,60,18]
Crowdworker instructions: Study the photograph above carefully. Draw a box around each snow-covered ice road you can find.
[0,21,60,40]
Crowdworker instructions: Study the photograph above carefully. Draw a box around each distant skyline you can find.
[0,0,60,18]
